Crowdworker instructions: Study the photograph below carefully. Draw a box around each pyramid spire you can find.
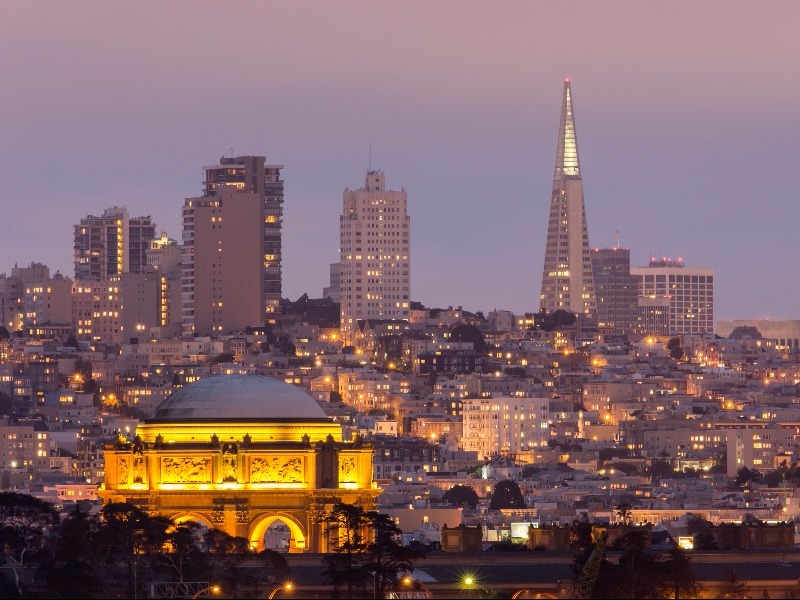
[555,79,580,178]
[539,79,595,318]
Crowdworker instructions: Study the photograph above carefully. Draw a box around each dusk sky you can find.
[2,2,798,320]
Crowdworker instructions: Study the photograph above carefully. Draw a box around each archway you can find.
[249,513,307,553]
[170,512,215,529]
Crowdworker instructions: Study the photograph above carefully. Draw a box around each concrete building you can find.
[0,418,51,470]
[591,247,638,336]
[539,80,596,318]
[0,263,72,334]
[182,156,284,336]
[146,232,183,337]
[631,258,714,335]
[322,262,340,303]
[724,426,796,476]
[460,396,551,460]
[716,320,800,357]
[74,206,156,280]
[339,170,410,343]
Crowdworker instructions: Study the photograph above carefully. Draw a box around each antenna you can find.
[368,142,372,172]
[230,147,234,158]
[615,230,621,248]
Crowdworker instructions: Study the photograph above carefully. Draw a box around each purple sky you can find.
[2,2,798,320]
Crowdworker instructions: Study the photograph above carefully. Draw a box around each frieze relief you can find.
[250,456,304,483]
[339,456,356,482]
[118,457,130,484]
[161,457,212,483]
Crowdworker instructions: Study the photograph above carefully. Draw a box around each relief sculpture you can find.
[339,457,356,481]
[250,456,304,483]
[118,457,130,484]
[161,457,211,483]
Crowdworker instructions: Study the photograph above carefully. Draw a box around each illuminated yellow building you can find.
[99,375,379,552]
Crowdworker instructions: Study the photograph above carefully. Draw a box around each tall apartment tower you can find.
[539,80,596,318]
[339,171,410,342]
[591,247,638,336]
[74,206,156,280]
[182,155,284,336]
[631,258,714,335]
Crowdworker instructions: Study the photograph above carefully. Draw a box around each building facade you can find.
[539,80,596,318]
[631,258,714,335]
[99,375,378,553]
[339,171,410,342]
[74,206,156,280]
[591,247,638,336]
[460,396,551,460]
[0,263,72,334]
[182,156,284,336]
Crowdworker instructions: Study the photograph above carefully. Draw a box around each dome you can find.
[151,375,329,421]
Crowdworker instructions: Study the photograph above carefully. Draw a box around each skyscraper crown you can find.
[555,79,580,178]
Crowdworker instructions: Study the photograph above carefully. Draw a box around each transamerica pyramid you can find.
[539,79,596,318]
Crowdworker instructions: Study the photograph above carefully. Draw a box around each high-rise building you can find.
[147,232,183,337]
[539,80,596,318]
[74,206,156,280]
[591,247,638,336]
[182,156,284,336]
[631,258,714,335]
[339,171,410,342]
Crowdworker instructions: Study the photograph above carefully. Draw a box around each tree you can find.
[210,352,235,365]
[321,502,371,599]
[65,332,80,349]
[735,466,763,488]
[38,506,106,598]
[364,512,425,599]
[686,513,717,550]
[0,491,61,596]
[647,459,674,482]
[615,502,633,525]
[96,502,172,598]
[489,480,525,510]
[0,325,10,340]
[442,485,479,509]
[719,568,751,599]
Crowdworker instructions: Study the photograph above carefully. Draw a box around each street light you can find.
[191,585,220,599]
[268,582,294,599]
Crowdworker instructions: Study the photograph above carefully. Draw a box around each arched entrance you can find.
[170,512,215,529]
[249,513,307,553]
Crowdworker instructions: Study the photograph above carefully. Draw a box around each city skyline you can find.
[2,2,799,319]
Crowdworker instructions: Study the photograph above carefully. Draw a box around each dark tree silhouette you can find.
[442,485,479,509]
[489,480,525,510]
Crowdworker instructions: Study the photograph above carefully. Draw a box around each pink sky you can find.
[1,1,798,319]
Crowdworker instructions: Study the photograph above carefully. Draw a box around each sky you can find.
[1,2,798,320]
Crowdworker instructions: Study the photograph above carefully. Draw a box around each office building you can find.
[182,156,284,336]
[591,247,638,336]
[339,171,410,342]
[74,206,156,280]
[631,258,714,335]
[539,80,596,318]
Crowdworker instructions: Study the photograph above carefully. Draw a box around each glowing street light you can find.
[268,582,294,599]
[191,585,220,599]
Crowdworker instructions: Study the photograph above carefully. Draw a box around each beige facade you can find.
[182,156,284,336]
[339,171,410,342]
[0,419,51,470]
[632,259,714,335]
[74,206,156,280]
[0,263,72,333]
[461,396,551,459]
